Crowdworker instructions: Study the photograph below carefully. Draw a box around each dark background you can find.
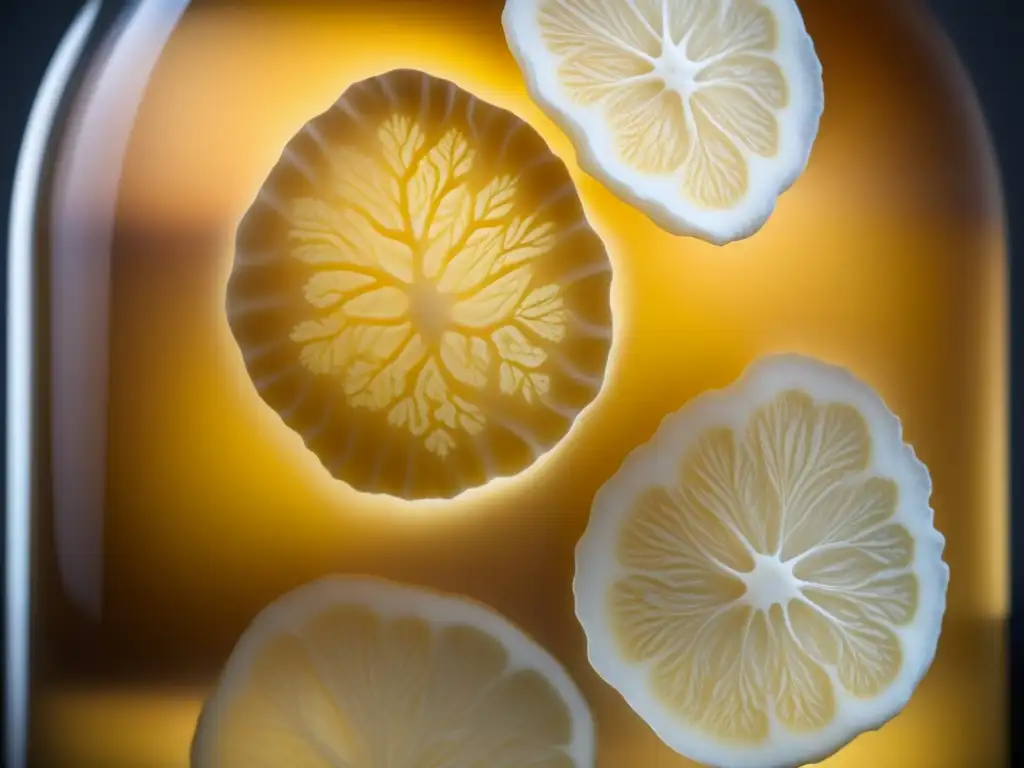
[1,0,1022,763]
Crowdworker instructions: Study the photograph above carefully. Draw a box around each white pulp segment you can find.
[192,576,596,767]
[574,355,948,768]
[502,0,825,244]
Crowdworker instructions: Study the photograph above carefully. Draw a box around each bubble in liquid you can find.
[227,69,614,500]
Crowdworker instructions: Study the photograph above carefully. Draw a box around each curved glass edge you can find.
[6,5,103,765]
[50,0,191,623]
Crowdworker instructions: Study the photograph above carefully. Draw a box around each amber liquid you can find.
[30,0,1007,765]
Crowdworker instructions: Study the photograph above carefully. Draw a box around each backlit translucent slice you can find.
[503,0,825,244]
[227,69,614,500]
[575,355,948,768]
[191,576,595,768]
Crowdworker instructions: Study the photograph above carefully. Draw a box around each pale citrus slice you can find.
[191,576,595,767]
[228,69,613,500]
[574,355,948,768]
[502,0,824,244]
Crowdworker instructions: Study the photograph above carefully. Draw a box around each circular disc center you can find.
[407,281,450,343]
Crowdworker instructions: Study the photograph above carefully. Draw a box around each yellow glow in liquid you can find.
[32,1,1005,766]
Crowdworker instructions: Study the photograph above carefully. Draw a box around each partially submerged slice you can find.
[192,576,595,767]
[502,0,824,244]
[575,355,948,768]
[228,69,613,500]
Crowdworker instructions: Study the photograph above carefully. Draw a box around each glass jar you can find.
[7,0,1007,765]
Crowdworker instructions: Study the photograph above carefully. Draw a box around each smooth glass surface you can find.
[27,0,1006,765]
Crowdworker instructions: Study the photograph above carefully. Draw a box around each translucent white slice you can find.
[192,576,595,767]
[502,0,825,244]
[574,355,948,768]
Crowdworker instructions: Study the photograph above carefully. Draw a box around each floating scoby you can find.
[227,69,614,500]
[574,355,948,768]
[503,0,824,244]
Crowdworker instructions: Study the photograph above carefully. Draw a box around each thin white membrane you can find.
[502,0,824,244]
[574,355,948,768]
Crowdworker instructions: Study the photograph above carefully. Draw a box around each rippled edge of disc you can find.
[225,68,616,500]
